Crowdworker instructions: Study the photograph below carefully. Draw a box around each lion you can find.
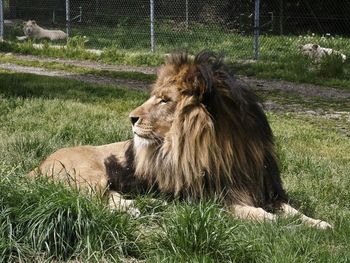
[29,51,332,229]
[299,43,346,62]
[17,20,67,41]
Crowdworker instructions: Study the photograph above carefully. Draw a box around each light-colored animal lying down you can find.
[299,43,347,62]
[16,20,67,41]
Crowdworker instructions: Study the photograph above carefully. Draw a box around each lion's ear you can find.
[32,20,36,25]
[188,74,207,102]
[179,64,210,103]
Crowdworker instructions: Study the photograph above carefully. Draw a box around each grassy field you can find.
[4,22,350,58]
[2,22,350,90]
[0,71,349,262]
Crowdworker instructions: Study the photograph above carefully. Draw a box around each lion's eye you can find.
[160,98,170,104]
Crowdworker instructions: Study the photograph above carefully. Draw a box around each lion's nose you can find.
[130,116,139,126]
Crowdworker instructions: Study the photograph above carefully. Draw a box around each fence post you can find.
[0,0,4,42]
[253,0,260,60]
[279,0,284,35]
[65,0,71,39]
[150,0,155,52]
[185,0,188,29]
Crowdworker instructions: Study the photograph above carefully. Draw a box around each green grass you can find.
[233,53,350,91]
[5,24,350,62]
[0,53,156,83]
[0,39,166,67]
[0,175,139,262]
[2,22,350,89]
[0,72,349,262]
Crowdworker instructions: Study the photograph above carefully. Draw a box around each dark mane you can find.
[134,51,288,208]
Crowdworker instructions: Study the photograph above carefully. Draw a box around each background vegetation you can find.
[1,29,350,91]
[5,0,350,35]
[3,0,350,91]
[0,71,349,262]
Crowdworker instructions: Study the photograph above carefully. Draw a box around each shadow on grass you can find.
[0,71,148,103]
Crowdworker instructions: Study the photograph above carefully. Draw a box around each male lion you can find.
[17,20,67,41]
[29,51,331,229]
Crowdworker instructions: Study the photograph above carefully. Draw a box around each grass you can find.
[0,38,166,67]
[2,22,350,90]
[0,175,139,262]
[0,53,156,83]
[233,53,350,91]
[0,71,349,262]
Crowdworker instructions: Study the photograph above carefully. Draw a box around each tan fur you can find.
[29,141,141,215]
[29,141,127,190]
[30,51,332,228]
[22,20,67,41]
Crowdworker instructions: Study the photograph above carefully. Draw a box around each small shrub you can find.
[288,54,313,80]
[318,53,345,78]
[0,40,15,52]
[67,35,88,50]
[3,24,23,40]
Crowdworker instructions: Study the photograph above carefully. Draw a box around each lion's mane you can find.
[131,51,287,208]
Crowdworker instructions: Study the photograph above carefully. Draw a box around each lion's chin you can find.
[133,134,155,148]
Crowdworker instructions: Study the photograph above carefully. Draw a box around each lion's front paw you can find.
[16,36,28,41]
[128,207,141,218]
[313,220,333,230]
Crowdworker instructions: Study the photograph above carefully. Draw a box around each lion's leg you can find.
[279,203,332,229]
[108,191,140,218]
[230,204,277,222]
[16,36,28,41]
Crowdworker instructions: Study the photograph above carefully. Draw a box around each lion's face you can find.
[129,80,180,148]
[299,43,319,57]
[23,20,37,36]
[129,59,209,149]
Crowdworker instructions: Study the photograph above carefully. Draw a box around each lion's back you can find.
[44,30,67,40]
[29,145,107,190]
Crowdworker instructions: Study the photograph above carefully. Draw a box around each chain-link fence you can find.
[1,0,350,62]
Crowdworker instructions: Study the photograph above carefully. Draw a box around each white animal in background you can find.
[17,20,67,41]
[299,43,347,62]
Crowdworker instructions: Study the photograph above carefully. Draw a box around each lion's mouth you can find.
[132,124,154,139]
[133,133,155,148]
[133,132,151,139]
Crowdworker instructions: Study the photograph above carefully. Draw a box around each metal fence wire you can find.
[1,0,350,61]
